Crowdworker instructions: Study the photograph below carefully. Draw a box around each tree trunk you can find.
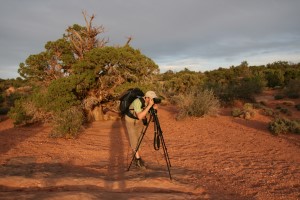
[92,105,104,121]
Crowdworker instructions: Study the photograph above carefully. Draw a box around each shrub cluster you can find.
[174,88,220,120]
[50,106,85,138]
[284,79,300,99]
[232,103,255,119]
[269,117,300,135]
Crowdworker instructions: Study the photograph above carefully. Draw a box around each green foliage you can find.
[289,120,300,134]
[50,106,84,138]
[158,69,204,99]
[262,107,277,117]
[284,79,300,99]
[234,76,266,101]
[0,94,4,104]
[8,99,32,125]
[295,104,300,111]
[265,69,285,87]
[269,117,300,135]
[9,13,300,138]
[175,88,220,119]
[45,77,81,112]
[204,62,266,103]
[231,103,255,119]
[269,118,290,135]
[231,108,242,117]
[12,15,160,137]
[86,46,159,83]
[274,94,285,100]
[19,38,75,83]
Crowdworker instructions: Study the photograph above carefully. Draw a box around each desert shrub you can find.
[259,100,268,106]
[232,108,242,117]
[282,101,295,106]
[8,99,32,125]
[0,107,9,115]
[0,94,4,104]
[175,88,220,119]
[280,107,289,114]
[235,76,266,100]
[243,103,253,110]
[288,120,300,134]
[274,94,284,100]
[269,118,300,135]
[243,103,255,119]
[7,90,51,125]
[284,80,300,99]
[253,103,264,110]
[276,106,292,116]
[262,107,276,117]
[45,77,80,112]
[265,70,285,88]
[256,103,277,117]
[269,118,290,135]
[50,106,84,138]
[232,103,255,119]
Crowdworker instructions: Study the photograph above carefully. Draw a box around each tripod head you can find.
[149,106,157,116]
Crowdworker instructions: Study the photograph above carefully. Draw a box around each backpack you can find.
[119,88,145,119]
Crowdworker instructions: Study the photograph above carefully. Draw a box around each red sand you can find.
[0,92,299,199]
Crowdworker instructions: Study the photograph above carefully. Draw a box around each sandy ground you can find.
[0,91,300,200]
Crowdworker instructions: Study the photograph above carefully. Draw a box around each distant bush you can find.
[269,117,300,135]
[8,99,32,125]
[234,76,266,101]
[275,106,292,116]
[231,103,255,119]
[269,118,290,135]
[282,101,295,106]
[232,108,242,117]
[274,94,284,100]
[0,94,4,104]
[289,120,300,134]
[263,107,277,117]
[174,88,220,120]
[284,80,300,99]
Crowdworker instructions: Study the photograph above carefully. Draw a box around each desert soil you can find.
[0,91,300,200]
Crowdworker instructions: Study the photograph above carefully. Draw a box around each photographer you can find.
[125,91,158,169]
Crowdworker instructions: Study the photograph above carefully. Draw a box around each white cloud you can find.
[1,0,300,78]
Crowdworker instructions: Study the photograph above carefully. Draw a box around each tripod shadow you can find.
[104,120,126,191]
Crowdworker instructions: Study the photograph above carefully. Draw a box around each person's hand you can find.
[148,98,155,107]
[152,103,158,110]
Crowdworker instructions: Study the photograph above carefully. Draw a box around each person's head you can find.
[144,91,157,102]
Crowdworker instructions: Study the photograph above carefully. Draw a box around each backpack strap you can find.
[126,97,145,119]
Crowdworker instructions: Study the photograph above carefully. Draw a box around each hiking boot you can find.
[135,158,146,169]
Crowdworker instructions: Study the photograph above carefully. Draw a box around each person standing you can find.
[125,91,158,168]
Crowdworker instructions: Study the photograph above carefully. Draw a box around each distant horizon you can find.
[1,59,299,80]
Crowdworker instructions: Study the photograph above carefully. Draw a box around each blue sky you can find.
[1,0,300,79]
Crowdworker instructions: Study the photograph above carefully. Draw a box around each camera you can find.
[153,97,161,104]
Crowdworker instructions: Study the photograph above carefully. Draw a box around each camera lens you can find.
[153,98,161,104]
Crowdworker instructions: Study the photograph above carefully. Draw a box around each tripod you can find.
[127,107,172,180]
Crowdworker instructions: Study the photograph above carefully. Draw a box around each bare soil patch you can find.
[0,91,300,199]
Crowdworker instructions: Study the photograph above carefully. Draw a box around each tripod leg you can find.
[159,132,172,168]
[159,133,172,180]
[151,109,172,180]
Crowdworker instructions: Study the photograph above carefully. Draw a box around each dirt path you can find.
[0,104,300,199]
